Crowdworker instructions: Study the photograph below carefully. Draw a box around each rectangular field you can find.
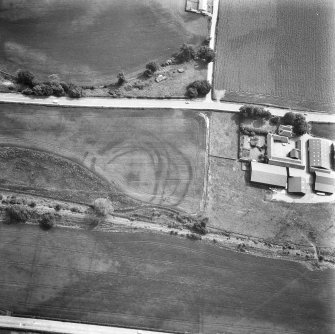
[0,0,207,85]
[214,0,335,112]
[0,223,334,334]
[0,104,207,213]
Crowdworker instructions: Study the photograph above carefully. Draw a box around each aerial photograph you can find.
[0,0,334,333]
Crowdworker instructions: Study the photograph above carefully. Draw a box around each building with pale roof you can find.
[250,161,287,188]
[308,138,331,173]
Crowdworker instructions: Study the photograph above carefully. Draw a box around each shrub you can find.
[186,87,198,98]
[186,233,202,241]
[117,72,126,85]
[67,84,81,98]
[196,46,215,63]
[16,70,34,87]
[29,201,36,208]
[93,198,114,217]
[39,212,55,230]
[188,80,211,96]
[269,115,281,125]
[50,83,65,97]
[176,44,195,62]
[33,83,53,96]
[22,88,34,95]
[54,204,61,211]
[239,105,271,119]
[146,62,159,73]
[240,126,269,136]
[192,221,208,235]
[5,205,30,224]
[143,69,153,78]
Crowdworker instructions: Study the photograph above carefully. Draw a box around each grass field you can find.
[206,157,335,250]
[0,0,208,85]
[213,0,335,112]
[0,104,207,213]
[209,112,239,159]
[310,123,335,141]
[0,223,334,334]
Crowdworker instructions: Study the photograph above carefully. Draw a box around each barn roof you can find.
[250,162,287,187]
[288,177,307,194]
[308,139,331,170]
[315,171,335,194]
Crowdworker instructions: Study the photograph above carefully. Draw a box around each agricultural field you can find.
[213,0,335,112]
[0,223,334,334]
[310,122,335,141]
[0,104,207,213]
[0,0,208,85]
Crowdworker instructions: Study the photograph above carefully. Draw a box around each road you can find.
[0,316,167,334]
[0,93,334,123]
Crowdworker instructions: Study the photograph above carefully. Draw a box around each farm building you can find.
[288,177,307,195]
[308,139,332,173]
[278,125,293,138]
[250,161,287,188]
[314,171,335,194]
[267,134,305,169]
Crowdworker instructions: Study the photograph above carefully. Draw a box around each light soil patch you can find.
[0,104,207,213]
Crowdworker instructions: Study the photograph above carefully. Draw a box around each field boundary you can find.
[0,315,175,334]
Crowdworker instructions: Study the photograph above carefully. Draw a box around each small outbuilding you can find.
[278,125,293,138]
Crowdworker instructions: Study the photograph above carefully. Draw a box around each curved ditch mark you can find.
[101,126,195,208]
[0,144,141,206]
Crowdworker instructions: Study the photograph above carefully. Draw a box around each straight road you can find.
[0,93,334,123]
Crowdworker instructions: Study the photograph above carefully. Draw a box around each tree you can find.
[176,44,195,63]
[282,112,296,125]
[50,83,65,97]
[186,87,198,98]
[143,69,153,78]
[188,80,212,96]
[67,84,82,98]
[270,115,280,125]
[117,72,126,85]
[196,46,215,63]
[92,198,114,217]
[5,205,30,224]
[16,70,34,87]
[146,62,159,73]
[39,212,55,230]
[293,114,308,136]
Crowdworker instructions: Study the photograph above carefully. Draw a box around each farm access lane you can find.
[0,93,334,123]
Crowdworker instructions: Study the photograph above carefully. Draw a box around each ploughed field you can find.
[214,0,335,112]
[0,104,207,213]
[0,223,334,334]
[0,0,207,85]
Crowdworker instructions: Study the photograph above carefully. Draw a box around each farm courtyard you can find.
[213,0,335,112]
